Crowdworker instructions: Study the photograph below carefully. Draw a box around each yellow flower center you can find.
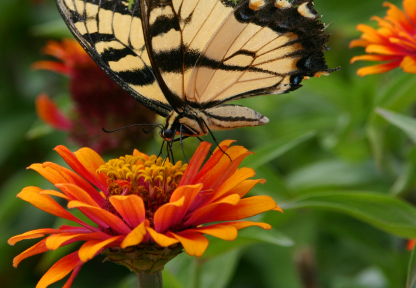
[97,154,187,226]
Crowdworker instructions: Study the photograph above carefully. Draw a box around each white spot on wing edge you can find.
[275,0,291,9]
[249,0,265,11]
[297,3,317,19]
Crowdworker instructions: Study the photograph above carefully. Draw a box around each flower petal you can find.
[180,142,212,186]
[365,44,407,55]
[46,232,111,250]
[400,55,416,73]
[62,265,83,288]
[35,94,73,131]
[185,224,238,241]
[29,162,105,206]
[191,196,279,224]
[349,39,371,48]
[56,183,100,207]
[78,236,123,262]
[8,228,60,245]
[403,0,416,26]
[350,54,400,63]
[121,221,147,248]
[67,201,131,235]
[18,187,96,230]
[73,147,108,187]
[356,60,401,76]
[109,195,146,228]
[153,196,185,233]
[31,61,71,75]
[185,194,241,226]
[211,167,256,201]
[383,2,414,32]
[220,179,266,199]
[146,226,179,247]
[356,24,387,43]
[223,221,272,230]
[13,239,48,268]
[168,231,208,257]
[54,146,107,193]
[40,190,70,201]
[36,251,82,288]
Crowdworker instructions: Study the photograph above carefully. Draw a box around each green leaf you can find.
[284,192,416,239]
[202,227,293,258]
[243,131,315,169]
[376,108,416,144]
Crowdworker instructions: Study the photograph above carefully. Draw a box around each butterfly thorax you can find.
[160,109,209,141]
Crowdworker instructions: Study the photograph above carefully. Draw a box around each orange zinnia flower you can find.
[9,140,281,288]
[33,39,156,153]
[350,0,416,76]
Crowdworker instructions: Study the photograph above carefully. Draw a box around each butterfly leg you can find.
[179,124,189,163]
[200,118,231,161]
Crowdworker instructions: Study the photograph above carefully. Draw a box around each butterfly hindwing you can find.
[186,0,331,107]
[55,0,172,116]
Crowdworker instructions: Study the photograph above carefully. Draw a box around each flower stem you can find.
[137,271,163,288]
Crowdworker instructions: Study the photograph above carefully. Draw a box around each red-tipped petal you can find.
[223,221,272,230]
[36,251,82,288]
[109,195,146,228]
[32,61,71,75]
[212,167,256,201]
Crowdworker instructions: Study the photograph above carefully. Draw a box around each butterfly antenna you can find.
[200,119,231,161]
[102,123,160,133]
[143,124,164,134]
[179,124,189,163]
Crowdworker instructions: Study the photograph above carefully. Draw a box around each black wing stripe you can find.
[56,0,172,116]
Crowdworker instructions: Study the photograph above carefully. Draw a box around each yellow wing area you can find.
[56,0,171,116]
[144,0,237,102]
[185,0,331,106]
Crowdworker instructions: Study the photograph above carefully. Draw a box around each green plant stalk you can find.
[137,271,163,288]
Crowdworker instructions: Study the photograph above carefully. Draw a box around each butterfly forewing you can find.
[142,0,240,109]
[56,0,172,116]
[186,0,330,107]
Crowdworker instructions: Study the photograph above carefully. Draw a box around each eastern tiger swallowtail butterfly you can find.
[55,0,335,141]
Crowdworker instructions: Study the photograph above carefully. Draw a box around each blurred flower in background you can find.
[33,39,156,153]
[350,0,416,76]
[8,140,280,288]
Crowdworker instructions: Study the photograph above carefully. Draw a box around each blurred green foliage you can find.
[2,0,416,287]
